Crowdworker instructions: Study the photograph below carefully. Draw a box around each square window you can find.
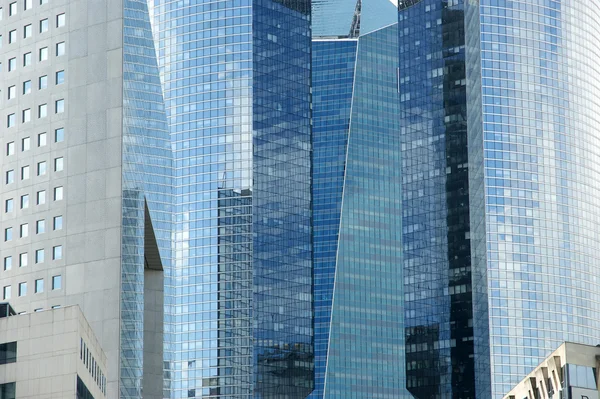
[52,245,62,260]
[54,157,63,171]
[36,220,45,234]
[54,186,63,201]
[8,85,16,99]
[56,70,64,84]
[55,99,64,113]
[40,0,47,4]
[19,253,28,267]
[8,58,16,71]
[56,13,65,27]
[24,24,32,38]
[23,52,32,66]
[21,165,29,180]
[39,75,48,89]
[56,41,65,56]
[39,46,48,61]
[37,161,46,175]
[6,170,14,184]
[20,194,29,209]
[22,137,30,151]
[35,279,43,293]
[9,2,17,15]
[22,108,31,123]
[18,282,27,296]
[39,103,47,118]
[3,256,12,271]
[36,190,46,205]
[53,215,63,230]
[7,113,16,127]
[20,223,28,238]
[38,132,47,146]
[52,275,62,290]
[4,227,12,241]
[8,30,16,43]
[24,0,32,10]
[6,142,15,155]
[0,8,3,20]
[5,198,13,212]
[35,249,44,263]
[40,18,48,32]
[55,128,64,142]
[23,80,31,94]
[3,286,11,300]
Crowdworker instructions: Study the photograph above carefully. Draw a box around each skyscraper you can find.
[0,0,171,397]
[400,0,600,397]
[147,0,313,397]
[311,0,409,397]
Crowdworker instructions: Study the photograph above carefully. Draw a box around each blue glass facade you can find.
[148,0,312,396]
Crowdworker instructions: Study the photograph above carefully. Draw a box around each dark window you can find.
[0,342,16,364]
[76,376,95,399]
[0,382,16,399]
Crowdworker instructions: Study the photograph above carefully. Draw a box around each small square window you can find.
[36,220,45,234]
[52,275,62,290]
[8,30,16,43]
[22,108,31,123]
[39,46,48,61]
[18,282,27,296]
[23,80,31,94]
[36,190,46,205]
[54,157,63,171]
[54,186,63,201]
[6,170,15,184]
[24,0,32,10]
[56,13,65,27]
[21,165,30,180]
[22,137,30,151]
[20,223,28,238]
[39,103,47,118]
[39,75,48,89]
[35,249,44,263]
[52,245,62,260]
[4,227,13,242]
[56,70,65,84]
[40,18,48,32]
[3,256,12,271]
[23,52,32,66]
[35,279,43,293]
[7,85,16,99]
[8,57,16,71]
[53,215,63,230]
[6,142,15,155]
[0,7,3,20]
[56,41,65,56]
[55,128,64,142]
[9,2,17,15]
[40,0,47,5]
[20,194,29,209]
[37,161,46,175]
[3,286,11,300]
[24,24,32,38]
[55,99,64,113]
[38,132,47,146]
[5,198,13,212]
[7,113,16,127]
[19,253,28,267]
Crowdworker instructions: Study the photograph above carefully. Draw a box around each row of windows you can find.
[2,275,62,299]
[1,14,65,46]
[0,0,50,19]
[4,156,63,181]
[6,99,64,126]
[5,128,64,156]
[81,338,107,395]
[3,188,63,214]
[6,70,64,99]
[1,41,65,73]
[3,217,62,243]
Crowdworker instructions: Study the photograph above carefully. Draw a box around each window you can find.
[52,245,62,260]
[20,223,28,238]
[6,142,15,155]
[37,161,47,175]
[39,75,48,89]
[55,99,64,113]
[56,13,65,27]
[39,46,48,61]
[4,227,12,242]
[39,103,47,118]
[53,215,63,230]
[56,41,65,56]
[18,282,27,296]
[8,30,16,43]
[8,57,16,71]
[21,165,29,180]
[3,256,11,271]
[19,253,27,267]
[40,18,48,32]
[35,249,44,263]
[54,186,63,201]
[22,108,31,123]
[36,190,45,204]
[22,137,30,151]
[23,52,32,66]
[23,80,31,94]
[24,24,32,38]
[52,275,62,290]
[0,8,3,20]
[35,279,43,293]
[7,85,16,99]
[55,127,64,142]
[36,220,45,234]
[5,199,13,212]
[54,157,63,171]
[0,342,16,365]
[56,70,64,84]
[38,132,47,146]
[20,194,29,209]
[2,286,11,300]
[7,113,16,127]
[25,0,32,9]
[40,0,47,4]
[6,170,14,184]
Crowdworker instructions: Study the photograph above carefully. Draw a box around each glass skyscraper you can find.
[400,0,600,398]
[148,0,313,397]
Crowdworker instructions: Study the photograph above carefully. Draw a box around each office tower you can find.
[148,0,313,396]
[400,0,600,398]
[311,0,408,397]
[0,0,172,397]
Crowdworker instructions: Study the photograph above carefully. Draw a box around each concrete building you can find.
[503,342,600,399]
[0,0,171,397]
